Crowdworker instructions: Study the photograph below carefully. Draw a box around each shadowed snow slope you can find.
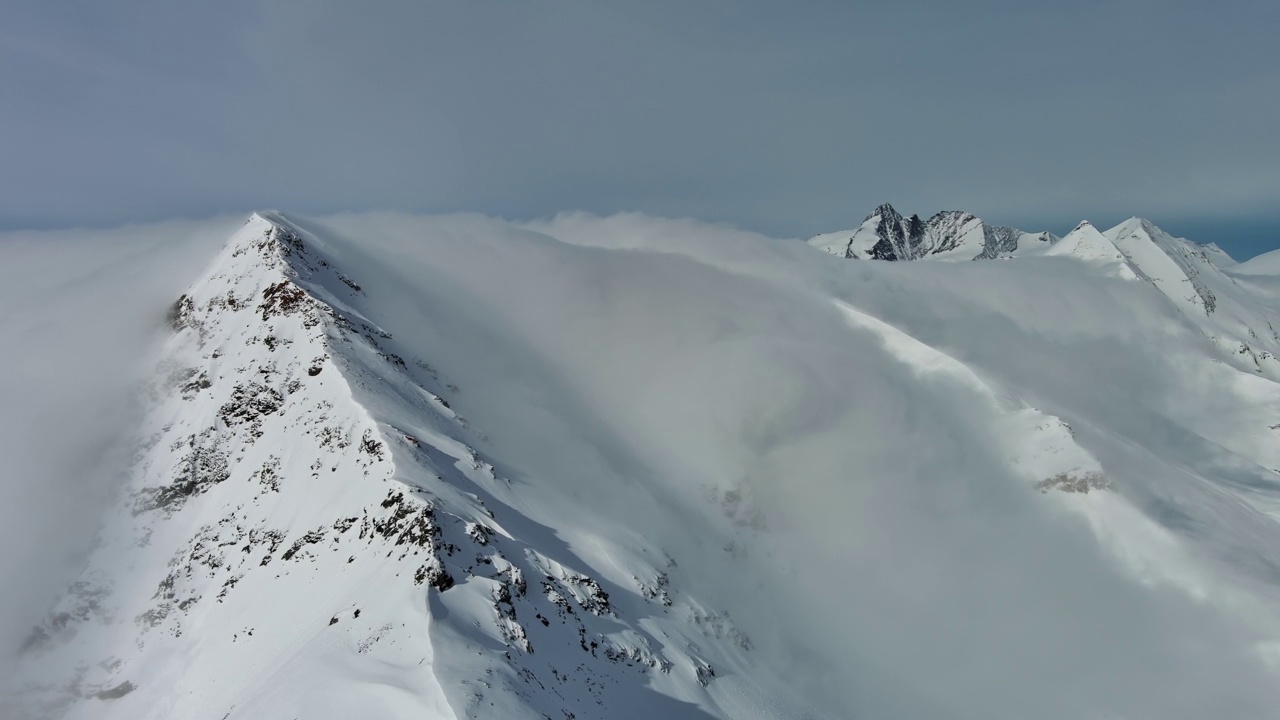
[6,211,1280,719]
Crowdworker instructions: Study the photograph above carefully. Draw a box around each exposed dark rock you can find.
[978,224,1022,259]
[359,430,385,460]
[219,382,284,428]
[282,529,326,561]
[868,204,926,261]
[637,572,672,607]
[695,661,716,687]
[338,274,362,292]
[168,295,197,331]
[415,561,454,591]
[93,681,136,700]
[1036,471,1112,494]
[133,432,230,515]
[259,280,313,323]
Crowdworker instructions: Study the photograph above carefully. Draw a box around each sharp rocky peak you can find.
[834,203,1044,261]
[11,211,757,720]
[867,202,905,223]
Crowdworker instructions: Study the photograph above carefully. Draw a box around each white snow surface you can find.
[1043,220,1133,272]
[4,211,1280,719]
[1234,245,1280,275]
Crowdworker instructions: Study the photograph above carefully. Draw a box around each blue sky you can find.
[1,1,1277,258]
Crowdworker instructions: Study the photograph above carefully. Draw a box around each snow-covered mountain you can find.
[5,215,770,720]
[813,206,1280,379]
[7,210,1280,719]
[808,203,1056,261]
[1104,217,1280,376]
[1044,219,1133,271]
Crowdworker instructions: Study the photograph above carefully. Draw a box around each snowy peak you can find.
[1045,219,1132,273]
[1104,217,1222,313]
[14,213,765,719]
[916,210,986,259]
[808,203,1054,261]
[1100,217,1280,376]
[865,203,926,261]
[807,203,930,261]
[809,207,1279,376]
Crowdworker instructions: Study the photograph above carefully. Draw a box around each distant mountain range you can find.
[812,204,1279,376]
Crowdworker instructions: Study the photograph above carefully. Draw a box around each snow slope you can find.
[1042,220,1135,276]
[1235,247,1280,275]
[1105,217,1280,378]
[7,210,1280,719]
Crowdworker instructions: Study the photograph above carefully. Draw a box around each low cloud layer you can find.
[0,219,233,673]
[304,211,1280,717]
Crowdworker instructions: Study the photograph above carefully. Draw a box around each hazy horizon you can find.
[2,1,1277,258]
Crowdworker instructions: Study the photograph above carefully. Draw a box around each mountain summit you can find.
[9,214,763,719]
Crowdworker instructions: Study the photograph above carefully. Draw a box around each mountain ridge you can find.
[8,214,768,720]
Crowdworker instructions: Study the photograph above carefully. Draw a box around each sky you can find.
[0,0,1277,258]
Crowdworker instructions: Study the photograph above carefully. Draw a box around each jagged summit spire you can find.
[866,202,903,223]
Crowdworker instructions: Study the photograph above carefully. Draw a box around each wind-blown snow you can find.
[0,219,237,681]
[5,210,1280,719]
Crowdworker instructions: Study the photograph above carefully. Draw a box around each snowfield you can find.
[4,208,1280,719]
